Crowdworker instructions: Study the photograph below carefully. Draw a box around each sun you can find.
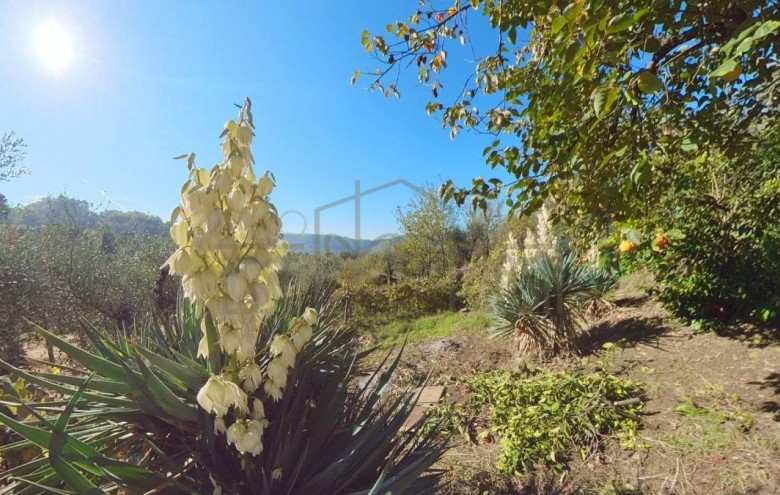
[34,22,73,72]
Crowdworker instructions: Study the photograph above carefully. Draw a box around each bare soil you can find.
[399,294,780,494]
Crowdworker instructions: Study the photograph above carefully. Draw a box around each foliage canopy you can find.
[362,1,780,223]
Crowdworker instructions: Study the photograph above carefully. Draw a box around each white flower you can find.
[226,418,268,456]
[270,336,297,368]
[164,248,202,276]
[228,188,246,212]
[276,238,290,257]
[302,308,318,326]
[197,335,209,359]
[225,273,248,302]
[251,398,266,421]
[251,201,270,225]
[258,172,274,197]
[266,358,288,387]
[239,363,264,393]
[221,137,232,160]
[249,282,269,307]
[236,124,253,144]
[206,210,224,233]
[291,323,313,351]
[500,233,521,291]
[183,269,219,301]
[262,270,283,299]
[228,155,245,176]
[214,170,233,196]
[523,229,539,262]
[197,375,249,417]
[214,416,226,435]
[170,220,190,247]
[264,380,283,401]
[236,328,259,361]
[219,324,242,354]
[239,258,262,282]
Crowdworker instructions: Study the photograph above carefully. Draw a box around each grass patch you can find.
[370,311,492,348]
[666,397,754,454]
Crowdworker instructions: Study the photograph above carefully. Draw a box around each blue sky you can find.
[0,1,508,239]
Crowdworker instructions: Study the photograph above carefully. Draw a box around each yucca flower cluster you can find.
[500,201,563,288]
[500,233,521,292]
[164,100,316,457]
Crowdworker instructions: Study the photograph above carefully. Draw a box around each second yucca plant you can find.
[492,252,616,357]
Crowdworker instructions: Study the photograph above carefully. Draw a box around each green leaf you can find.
[135,345,206,392]
[591,86,610,116]
[681,138,698,152]
[203,314,223,374]
[606,14,635,34]
[551,16,567,35]
[636,71,663,94]
[710,58,741,81]
[28,323,127,382]
[134,355,198,422]
[751,20,780,40]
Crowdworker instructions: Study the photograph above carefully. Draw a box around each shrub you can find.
[345,275,461,321]
[468,367,643,474]
[602,134,780,326]
[492,252,616,357]
[458,252,502,310]
[650,165,780,323]
[0,100,446,494]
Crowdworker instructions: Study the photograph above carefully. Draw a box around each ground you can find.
[369,279,780,494]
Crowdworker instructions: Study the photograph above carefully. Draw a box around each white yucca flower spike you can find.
[500,233,522,291]
[167,99,322,455]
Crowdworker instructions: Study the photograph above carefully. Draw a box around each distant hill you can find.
[7,195,167,236]
[4,195,397,253]
[283,233,397,254]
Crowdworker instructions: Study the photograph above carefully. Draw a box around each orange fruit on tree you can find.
[435,12,445,22]
[618,240,637,253]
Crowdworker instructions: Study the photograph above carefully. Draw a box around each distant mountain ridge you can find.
[283,233,397,254]
[4,195,396,253]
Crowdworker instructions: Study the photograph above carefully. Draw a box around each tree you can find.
[463,200,502,260]
[395,187,460,277]
[0,132,27,182]
[361,1,780,226]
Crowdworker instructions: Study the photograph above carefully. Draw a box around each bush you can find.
[458,250,503,310]
[344,275,462,321]
[609,144,780,325]
[650,169,780,323]
[492,252,616,357]
[468,367,643,474]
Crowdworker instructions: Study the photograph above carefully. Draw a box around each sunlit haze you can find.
[33,21,73,72]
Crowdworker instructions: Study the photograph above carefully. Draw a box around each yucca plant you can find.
[0,100,447,494]
[491,252,615,357]
[0,287,445,494]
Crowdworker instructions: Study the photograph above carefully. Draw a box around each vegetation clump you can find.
[468,367,643,475]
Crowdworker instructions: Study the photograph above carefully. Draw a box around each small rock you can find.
[428,339,460,353]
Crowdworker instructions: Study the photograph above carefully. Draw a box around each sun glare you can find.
[34,22,73,72]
